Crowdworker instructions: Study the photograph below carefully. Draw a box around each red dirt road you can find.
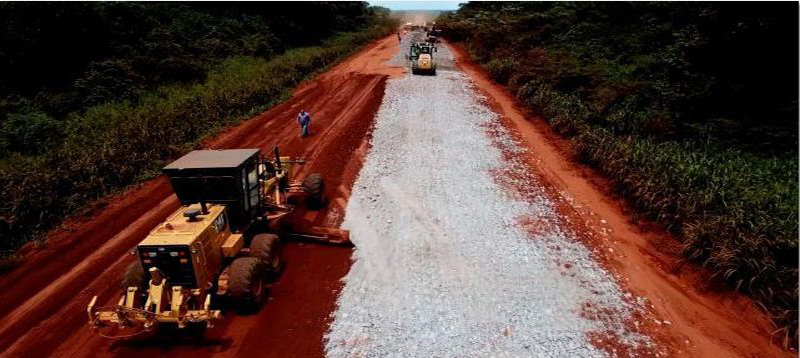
[0,35,402,358]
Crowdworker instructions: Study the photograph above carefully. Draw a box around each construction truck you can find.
[409,42,437,76]
[87,148,348,339]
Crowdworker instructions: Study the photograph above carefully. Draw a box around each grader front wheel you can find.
[250,233,281,279]
[228,257,266,314]
[303,173,324,209]
[121,261,145,294]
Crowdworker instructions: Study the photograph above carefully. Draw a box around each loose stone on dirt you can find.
[325,39,650,357]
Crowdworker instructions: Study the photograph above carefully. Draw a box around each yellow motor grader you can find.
[86,147,349,339]
[410,42,437,75]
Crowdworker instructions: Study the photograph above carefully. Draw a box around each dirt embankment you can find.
[447,41,793,358]
[0,35,402,358]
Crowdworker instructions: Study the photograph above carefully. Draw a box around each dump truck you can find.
[409,42,437,75]
[87,148,348,339]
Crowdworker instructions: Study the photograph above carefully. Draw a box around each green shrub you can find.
[73,59,145,107]
[0,106,61,156]
[485,58,518,85]
[0,2,390,144]
[574,125,798,336]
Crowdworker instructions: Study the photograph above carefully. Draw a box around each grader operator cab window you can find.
[212,212,227,232]
[248,167,259,212]
[410,44,423,59]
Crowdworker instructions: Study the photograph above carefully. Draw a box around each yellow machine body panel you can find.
[141,204,227,246]
[139,203,231,291]
[221,234,244,258]
[418,54,433,69]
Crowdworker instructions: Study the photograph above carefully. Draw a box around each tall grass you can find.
[0,24,395,261]
[520,80,798,344]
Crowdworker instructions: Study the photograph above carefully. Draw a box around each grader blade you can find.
[284,226,352,246]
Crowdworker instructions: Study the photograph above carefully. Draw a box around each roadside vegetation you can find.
[0,3,396,266]
[438,2,798,345]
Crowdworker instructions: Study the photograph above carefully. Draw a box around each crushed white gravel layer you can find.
[325,42,651,357]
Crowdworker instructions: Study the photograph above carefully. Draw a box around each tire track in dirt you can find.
[0,35,401,358]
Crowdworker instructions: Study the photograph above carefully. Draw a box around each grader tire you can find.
[303,173,324,209]
[250,233,281,278]
[121,261,145,294]
[228,257,266,314]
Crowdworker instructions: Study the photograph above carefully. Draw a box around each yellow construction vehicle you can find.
[410,42,437,75]
[87,147,348,339]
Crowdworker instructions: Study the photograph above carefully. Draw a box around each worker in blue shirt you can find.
[297,109,311,138]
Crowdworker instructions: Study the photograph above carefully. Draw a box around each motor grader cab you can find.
[87,148,347,339]
[409,42,437,75]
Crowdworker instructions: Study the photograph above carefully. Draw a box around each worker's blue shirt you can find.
[297,112,311,125]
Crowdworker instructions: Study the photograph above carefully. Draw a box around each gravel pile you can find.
[325,43,651,357]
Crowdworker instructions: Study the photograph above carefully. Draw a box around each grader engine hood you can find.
[418,54,433,69]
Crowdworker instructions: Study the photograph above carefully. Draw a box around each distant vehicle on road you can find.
[409,42,437,75]
[426,33,439,43]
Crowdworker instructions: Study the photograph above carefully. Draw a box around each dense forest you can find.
[0,2,384,152]
[438,2,798,344]
[0,3,395,263]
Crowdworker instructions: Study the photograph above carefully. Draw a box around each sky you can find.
[369,1,461,11]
